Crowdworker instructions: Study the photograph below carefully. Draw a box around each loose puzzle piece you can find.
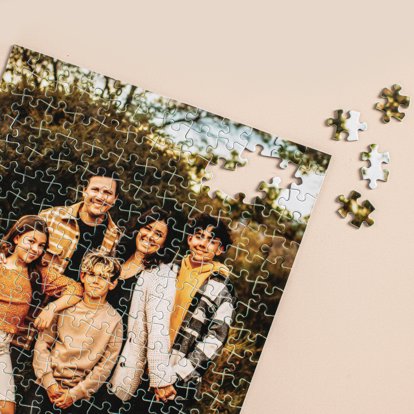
[360,144,390,189]
[375,84,410,123]
[345,110,367,142]
[337,191,375,228]
[326,109,347,140]
[0,45,331,414]
[326,109,367,141]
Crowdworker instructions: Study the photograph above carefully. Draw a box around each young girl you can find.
[0,215,50,414]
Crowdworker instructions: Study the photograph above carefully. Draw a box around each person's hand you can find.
[46,384,62,403]
[54,388,74,409]
[0,253,6,264]
[154,384,177,402]
[34,303,57,330]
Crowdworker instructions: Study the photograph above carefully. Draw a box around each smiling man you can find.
[39,170,122,284]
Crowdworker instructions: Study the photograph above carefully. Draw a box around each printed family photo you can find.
[0,45,330,413]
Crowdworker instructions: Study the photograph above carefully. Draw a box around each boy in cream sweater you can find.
[21,251,123,413]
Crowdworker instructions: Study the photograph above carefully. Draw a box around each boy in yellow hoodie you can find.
[167,214,236,409]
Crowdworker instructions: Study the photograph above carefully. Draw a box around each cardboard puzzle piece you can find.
[337,191,375,228]
[375,84,410,123]
[345,110,368,142]
[0,45,331,414]
[360,144,390,189]
[326,109,367,141]
[277,189,316,222]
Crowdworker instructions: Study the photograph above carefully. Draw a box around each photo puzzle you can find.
[0,45,331,413]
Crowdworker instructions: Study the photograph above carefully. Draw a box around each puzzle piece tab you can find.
[337,191,375,228]
[360,144,390,189]
[326,109,367,141]
[345,110,367,142]
[375,84,410,123]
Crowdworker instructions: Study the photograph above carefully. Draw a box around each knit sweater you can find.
[33,300,123,402]
[0,264,31,334]
[110,263,178,401]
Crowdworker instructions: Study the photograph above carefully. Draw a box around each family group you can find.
[0,170,236,414]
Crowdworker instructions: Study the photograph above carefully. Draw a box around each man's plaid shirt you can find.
[38,201,122,297]
[12,202,122,350]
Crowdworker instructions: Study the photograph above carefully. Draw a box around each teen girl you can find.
[0,215,49,414]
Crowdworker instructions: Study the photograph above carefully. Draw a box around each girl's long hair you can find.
[0,215,49,299]
[118,208,180,268]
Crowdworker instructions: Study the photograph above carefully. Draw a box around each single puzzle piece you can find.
[289,166,325,201]
[277,188,314,222]
[345,110,367,141]
[375,84,410,123]
[326,109,367,141]
[326,109,347,140]
[360,143,390,189]
[337,190,375,228]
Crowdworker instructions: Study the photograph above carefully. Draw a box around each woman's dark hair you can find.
[119,208,179,268]
[0,215,50,300]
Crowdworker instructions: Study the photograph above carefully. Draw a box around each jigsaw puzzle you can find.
[337,191,375,228]
[360,144,390,189]
[0,45,331,414]
[326,109,367,141]
[375,84,410,123]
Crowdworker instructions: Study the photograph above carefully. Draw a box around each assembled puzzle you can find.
[0,45,331,414]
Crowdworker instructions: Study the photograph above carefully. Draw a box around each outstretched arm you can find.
[35,255,83,330]
[34,294,81,330]
[39,253,83,298]
[33,313,59,390]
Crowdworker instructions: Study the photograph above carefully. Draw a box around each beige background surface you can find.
[0,1,414,412]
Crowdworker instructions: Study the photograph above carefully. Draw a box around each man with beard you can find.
[34,170,123,328]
